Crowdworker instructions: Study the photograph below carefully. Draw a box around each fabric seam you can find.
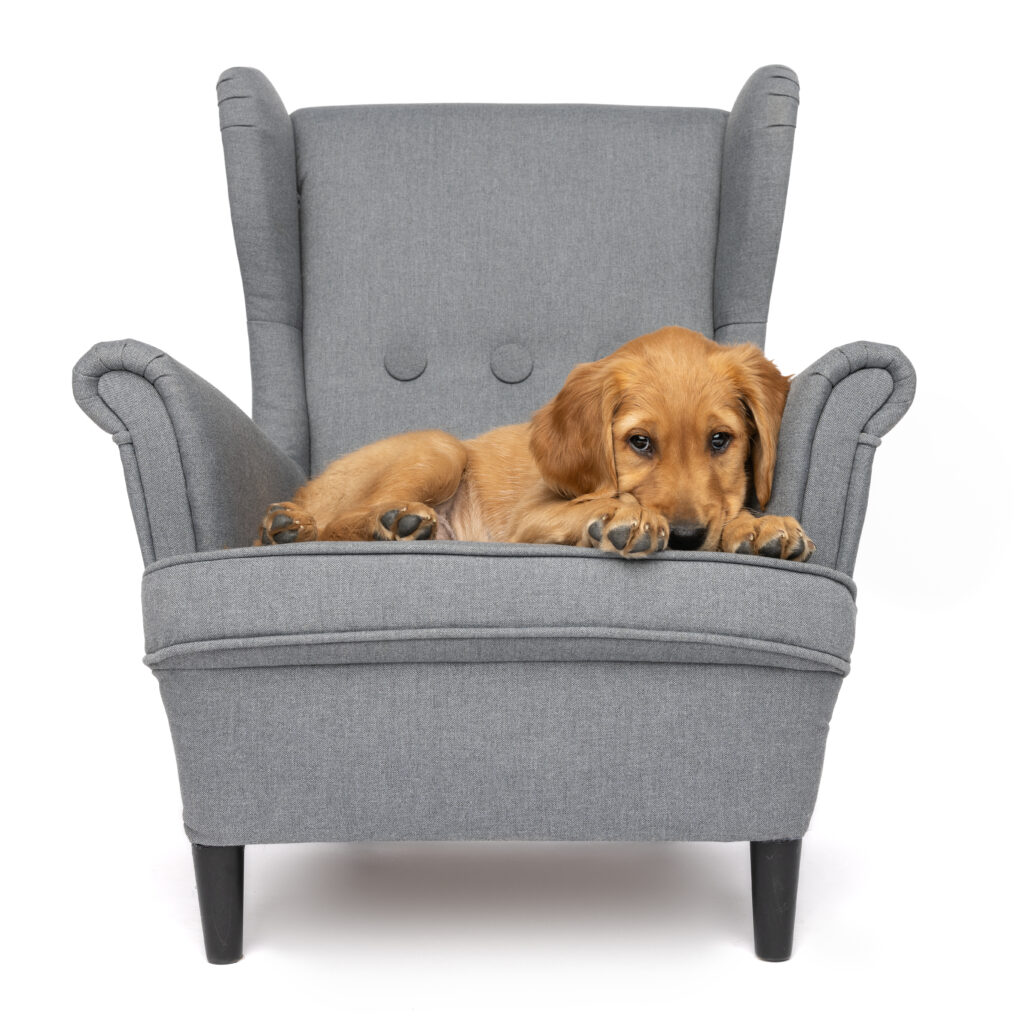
[144,625,852,673]
[114,438,157,563]
[141,545,856,595]
[247,316,302,331]
[800,365,897,570]
[96,362,198,560]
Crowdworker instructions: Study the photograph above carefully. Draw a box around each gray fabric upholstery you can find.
[141,543,856,675]
[73,339,306,562]
[72,67,918,857]
[714,65,799,348]
[218,65,797,473]
[768,342,916,574]
[218,68,308,471]
[158,661,842,846]
[146,540,852,845]
[292,102,728,470]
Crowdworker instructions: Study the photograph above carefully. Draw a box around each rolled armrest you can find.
[73,339,307,564]
[767,341,916,576]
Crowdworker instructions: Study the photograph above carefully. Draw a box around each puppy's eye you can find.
[628,434,654,455]
[710,432,732,454]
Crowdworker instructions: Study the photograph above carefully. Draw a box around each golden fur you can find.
[257,326,813,560]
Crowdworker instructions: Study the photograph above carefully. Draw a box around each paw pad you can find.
[606,523,633,551]
[375,505,437,541]
[396,513,425,537]
[631,529,652,553]
[257,502,316,545]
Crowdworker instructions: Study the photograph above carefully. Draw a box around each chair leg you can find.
[191,843,244,964]
[750,838,801,961]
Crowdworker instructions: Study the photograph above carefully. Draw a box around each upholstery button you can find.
[384,343,427,381]
[490,343,533,383]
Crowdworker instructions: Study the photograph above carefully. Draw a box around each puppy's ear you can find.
[726,344,790,510]
[529,359,622,498]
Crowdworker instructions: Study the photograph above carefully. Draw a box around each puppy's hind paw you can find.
[255,502,318,545]
[374,502,438,541]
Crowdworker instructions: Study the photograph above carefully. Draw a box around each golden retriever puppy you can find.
[256,326,813,560]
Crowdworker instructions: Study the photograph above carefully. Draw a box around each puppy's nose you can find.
[668,521,708,551]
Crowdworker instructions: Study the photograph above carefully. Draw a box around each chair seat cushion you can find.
[142,542,856,675]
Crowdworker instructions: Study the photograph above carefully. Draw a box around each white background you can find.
[5,0,1021,1019]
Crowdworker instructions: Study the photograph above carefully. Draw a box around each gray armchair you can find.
[73,65,914,963]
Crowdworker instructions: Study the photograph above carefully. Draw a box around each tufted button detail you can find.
[384,343,427,381]
[490,343,533,383]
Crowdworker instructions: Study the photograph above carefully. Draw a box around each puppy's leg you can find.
[320,500,442,542]
[720,511,815,562]
[257,430,468,544]
[512,492,669,558]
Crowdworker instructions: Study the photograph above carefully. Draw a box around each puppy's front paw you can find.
[256,502,318,545]
[721,513,814,562]
[584,499,669,558]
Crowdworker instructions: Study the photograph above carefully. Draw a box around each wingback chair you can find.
[72,65,915,963]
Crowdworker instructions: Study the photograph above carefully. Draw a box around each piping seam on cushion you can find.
[143,625,853,674]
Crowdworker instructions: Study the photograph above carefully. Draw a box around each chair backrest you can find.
[218,66,799,475]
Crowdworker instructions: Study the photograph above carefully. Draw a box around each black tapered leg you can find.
[750,838,801,961]
[192,843,244,964]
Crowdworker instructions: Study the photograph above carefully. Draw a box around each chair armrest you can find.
[73,339,307,564]
[767,341,916,576]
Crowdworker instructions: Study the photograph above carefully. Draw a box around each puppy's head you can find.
[529,326,789,549]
